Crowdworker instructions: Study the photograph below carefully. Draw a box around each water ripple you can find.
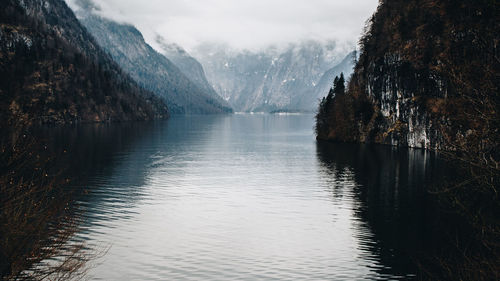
[64,115,417,280]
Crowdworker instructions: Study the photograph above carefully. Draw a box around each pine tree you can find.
[334,73,345,96]
[316,73,347,137]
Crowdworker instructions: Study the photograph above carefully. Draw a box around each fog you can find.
[67,0,379,52]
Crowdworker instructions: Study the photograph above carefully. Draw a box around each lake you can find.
[40,114,459,280]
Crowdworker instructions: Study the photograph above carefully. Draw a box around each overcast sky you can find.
[68,0,379,52]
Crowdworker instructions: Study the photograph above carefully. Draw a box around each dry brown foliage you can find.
[0,128,94,280]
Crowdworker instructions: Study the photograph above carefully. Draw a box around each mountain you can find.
[69,1,232,114]
[155,38,231,111]
[315,0,499,152]
[304,51,356,111]
[315,1,499,279]
[193,41,354,112]
[0,0,168,125]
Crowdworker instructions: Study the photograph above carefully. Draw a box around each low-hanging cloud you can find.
[67,0,379,52]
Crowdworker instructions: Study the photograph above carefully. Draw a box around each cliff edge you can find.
[316,0,499,153]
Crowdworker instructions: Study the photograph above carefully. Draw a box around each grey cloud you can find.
[66,0,379,52]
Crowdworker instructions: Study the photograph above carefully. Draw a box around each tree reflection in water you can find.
[1,128,90,280]
[316,141,499,280]
[1,122,154,280]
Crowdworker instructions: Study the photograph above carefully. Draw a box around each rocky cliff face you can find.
[69,1,232,114]
[355,52,447,149]
[0,0,169,125]
[316,0,499,151]
[194,42,354,112]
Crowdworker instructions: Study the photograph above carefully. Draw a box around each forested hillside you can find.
[316,1,499,279]
[316,0,499,153]
[0,0,169,126]
[316,0,500,208]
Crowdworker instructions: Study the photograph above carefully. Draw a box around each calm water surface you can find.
[49,114,448,280]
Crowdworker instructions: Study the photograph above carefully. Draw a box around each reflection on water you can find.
[27,114,466,280]
[0,127,90,280]
[316,142,452,278]
[0,123,161,279]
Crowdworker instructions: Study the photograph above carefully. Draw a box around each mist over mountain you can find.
[0,0,168,125]
[193,42,355,112]
[155,37,230,110]
[306,51,356,110]
[66,0,378,52]
[66,0,356,114]
[69,0,232,114]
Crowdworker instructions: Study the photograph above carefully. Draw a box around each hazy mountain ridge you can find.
[69,0,232,114]
[194,42,354,112]
[305,51,356,110]
[0,0,168,125]
[155,38,231,110]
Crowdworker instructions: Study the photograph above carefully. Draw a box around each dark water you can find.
[43,114,455,280]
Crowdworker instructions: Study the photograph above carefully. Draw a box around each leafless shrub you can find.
[0,128,96,280]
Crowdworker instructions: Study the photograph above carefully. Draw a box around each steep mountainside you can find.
[316,2,500,279]
[155,38,230,109]
[0,0,168,125]
[304,51,356,111]
[70,2,232,114]
[316,0,499,152]
[194,42,353,112]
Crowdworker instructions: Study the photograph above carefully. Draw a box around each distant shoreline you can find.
[233,110,312,115]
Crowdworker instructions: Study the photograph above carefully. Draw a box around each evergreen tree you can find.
[315,73,346,137]
[333,73,345,96]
